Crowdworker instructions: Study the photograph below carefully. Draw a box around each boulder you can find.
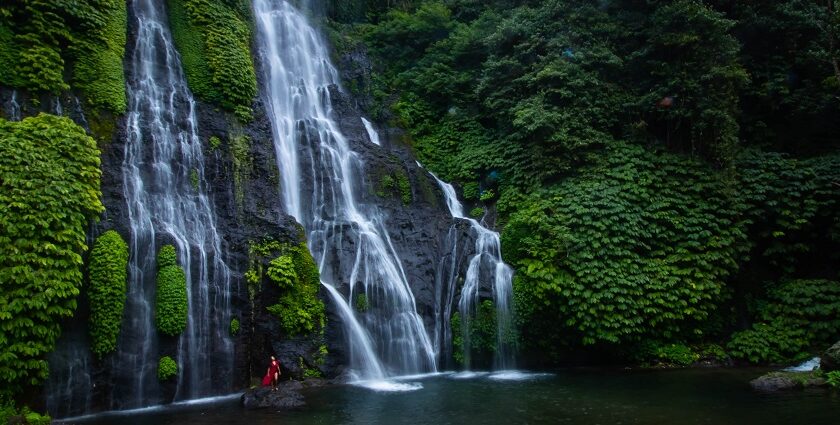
[750,371,826,391]
[241,380,306,410]
[821,341,840,372]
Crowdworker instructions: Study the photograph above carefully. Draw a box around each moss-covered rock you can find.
[155,245,188,336]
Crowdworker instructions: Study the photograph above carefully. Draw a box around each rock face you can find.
[750,371,827,391]
[821,341,840,372]
[241,381,306,410]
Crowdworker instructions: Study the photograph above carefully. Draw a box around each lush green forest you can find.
[326,0,840,365]
[1,2,840,419]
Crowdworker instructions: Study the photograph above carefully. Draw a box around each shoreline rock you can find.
[240,378,335,411]
[821,341,840,372]
[750,371,827,392]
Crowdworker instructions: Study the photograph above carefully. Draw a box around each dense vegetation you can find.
[167,0,257,121]
[0,1,127,113]
[247,240,326,336]
[0,115,103,397]
[155,245,188,336]
[328,0,840,365]
[157,355,178,381]
[88,230,130,358]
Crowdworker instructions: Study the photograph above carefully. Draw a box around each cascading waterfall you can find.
[360,118,381,145]
[431,175,516,370]
[254,0,436,378]
[114,0,232,409]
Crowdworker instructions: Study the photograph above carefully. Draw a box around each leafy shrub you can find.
[469,207,484,218]
[760,279,840,345]
[252,241,326,336]
[727,320,810,364]
[267,255,297,289]
[0,401,50,425]
[654,344,699,367]
[230,318,240,336]
[0,115,103,397]
[158,356,178,381]
[155,245,188,336]
[827,371,840,389]
[157,245,178,268]
[88,230,130,358]
[451,300,499,366]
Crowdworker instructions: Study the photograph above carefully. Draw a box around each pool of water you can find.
[56,369,840,425]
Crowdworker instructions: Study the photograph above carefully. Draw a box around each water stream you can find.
[430,175,516,370]
[254,0,436,379]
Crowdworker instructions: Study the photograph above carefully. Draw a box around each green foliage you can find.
[229,317,240,336]
[376,166,412,204]
[155,245,188,336]
[354,293,368,312]
[639,342,700,367]
[503,143,747,347]
[469,207,484,218]
[727,320,811,364]
[157,245,178,268]
[88,230,129,358]
[267,255,297,289]
[827,371,840,388]
[157,356,178,381]
[72,0,128,114]
[0,1,128,112]
[189,168,200,191]
[0,401,50,425]
[0,114,103,398]
[251,240,326,336]
[208,135,222,152]
[167,0,257,118]
[451,300,499,366]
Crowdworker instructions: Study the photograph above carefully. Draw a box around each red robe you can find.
[262,360,280,386]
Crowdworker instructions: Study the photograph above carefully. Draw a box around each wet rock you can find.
[750,371,827,391]
[241,381,306,410]
[821,341,840,372]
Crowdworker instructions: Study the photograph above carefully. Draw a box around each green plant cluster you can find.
[247,240,326,336]
[88,230,129,358]
[0,114,103,398]
[167,0,257,119]
[155,245,188,336]
[827,371,840,389]
[354,293,368,312]
[229,317,240,336]
[157,356,178,381]
[0,401,50,425]
[0,1,127,113]
[376,167,412,204]
[230,134,252,210]
[727,279,840,364]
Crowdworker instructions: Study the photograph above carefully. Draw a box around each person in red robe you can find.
[262,356,281,390]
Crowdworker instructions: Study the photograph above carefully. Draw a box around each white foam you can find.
[783,357,821,372]
[352,379,424,392]
[449,371,490,379]
[487,370,554,381]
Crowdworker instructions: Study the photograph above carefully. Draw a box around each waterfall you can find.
[254,0,436,378]
[113,0,232,409]
[431,175,516,370]
[9,89,21,121]
[361,118,381,145]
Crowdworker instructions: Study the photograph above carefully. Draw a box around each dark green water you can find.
[57,369,840,425]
